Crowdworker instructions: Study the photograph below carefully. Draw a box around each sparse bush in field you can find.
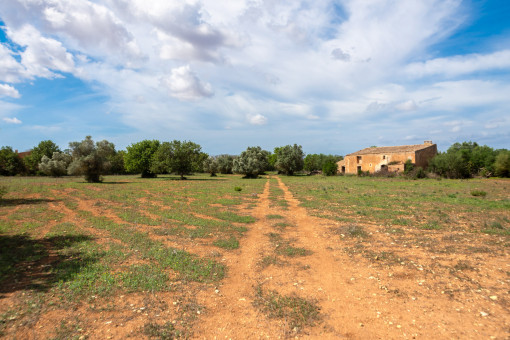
[0,186,6,200]
[470,190,487,197]
[38,152,72,177]
[234,186,242,192]
[233,146,270,178]
[68,136,116,182]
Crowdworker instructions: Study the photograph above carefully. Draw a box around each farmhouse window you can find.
[383,155,386,159]
[357,156,362,163]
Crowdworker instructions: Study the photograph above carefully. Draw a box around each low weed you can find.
[266,214,284,219]
[420,222,442,230]
[335,224,369,238]
[470,190,487,197]
[143,322,180,339]
[213,236,240,250]
[253,285,321,333]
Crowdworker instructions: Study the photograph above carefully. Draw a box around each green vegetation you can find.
[38,152,72,177]
[124,139,160,178]
[67,136,116,182]
[233,146,270,178]
[152,140,202,179]
[254,285,321,333]
[0,146,25,176]
[274,144,304,175]
[24,140,61,175]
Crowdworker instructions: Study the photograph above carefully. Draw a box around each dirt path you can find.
[195,176,508,339]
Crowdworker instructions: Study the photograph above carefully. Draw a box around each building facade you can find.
[337,141,437,174]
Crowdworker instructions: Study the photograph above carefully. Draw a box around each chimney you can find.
[424,141,433,145]
[15,149,18,153]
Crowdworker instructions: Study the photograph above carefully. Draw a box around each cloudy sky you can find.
[0,0,509,155]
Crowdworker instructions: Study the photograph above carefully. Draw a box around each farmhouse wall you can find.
[338,142,437,175]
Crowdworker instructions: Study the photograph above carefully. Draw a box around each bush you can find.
[322,160,338,176]
[0,186,6,200]
[38,152,72,177]
[470,190,487,197]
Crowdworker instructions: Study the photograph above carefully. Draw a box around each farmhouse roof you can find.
[347,143,434,156]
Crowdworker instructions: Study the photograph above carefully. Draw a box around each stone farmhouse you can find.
[337,141,437,174]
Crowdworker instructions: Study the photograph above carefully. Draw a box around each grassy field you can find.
[0,173,509,338]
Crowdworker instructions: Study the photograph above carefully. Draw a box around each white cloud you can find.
[0,84,20,98]
[161,65,213,101]
[247,113,267,126]
[406,50,510,78]
[3,117,22,124]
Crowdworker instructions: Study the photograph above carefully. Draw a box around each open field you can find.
[0,174,509,339]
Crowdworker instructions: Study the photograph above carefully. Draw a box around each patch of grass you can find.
[481,221,509,235]
[253,285,321,333]
[453,260,475,272]
[273,222,293,230]
[234,186,242,192]
[213,236,240,250]
[266,214,284,219]
[277,246,311,257]
[259,256,282,268]
[143,322,180,339]
[420,222,442,230]
[121,264,170,292]
[470,190,487,197]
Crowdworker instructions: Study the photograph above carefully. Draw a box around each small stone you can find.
[397,325,402,329]
[489,296,497,301]
[215,289,220,294]
[480,311,489,317]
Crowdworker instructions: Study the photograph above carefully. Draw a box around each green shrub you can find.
[322,160,338,176]
[0,186,6,200]
[234,186,242,192]
[470,190,487,197]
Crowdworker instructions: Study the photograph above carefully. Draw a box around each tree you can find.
[233,146,270,178]
[275,144,304,175]
[108,150,126,175]
[428,141,498,179]
[124,140,160,178]
[216,154,235,174]
[67,136,115,182]
[193,152,209,173]
[494,150,510,177]
[203,156,219,176]
[0,146,25,176]
[24,140,61,174]
[38,152,72,177]
[151,140,202,179]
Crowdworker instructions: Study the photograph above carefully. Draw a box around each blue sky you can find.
[0,0,509,155]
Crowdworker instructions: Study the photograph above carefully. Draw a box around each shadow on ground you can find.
[0,234,96,296]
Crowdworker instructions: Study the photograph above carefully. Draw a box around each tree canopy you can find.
[39,152,72,177]
[151,140,202,179]
[274,144,304,175]
[24,140,61,174]
[124,140,160,178]
[0,146,25,176]
[233,146,270,178]
[68,136,116,182]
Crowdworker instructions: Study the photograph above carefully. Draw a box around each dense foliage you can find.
[274,144,304,176]
[68,136,116,182]
[124,140,160,178]
[428,142,499,179]
[216,154,236,174]
[304,154,343,173]
[203,156,219,176]
[0,146,25,176]
[151,140,202,179]
[38,152,72,177]
[494,150,510,177]
[233,146,270,178]
[23,140,61,174]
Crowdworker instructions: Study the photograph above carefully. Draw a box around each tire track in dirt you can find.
[194,179,286,338]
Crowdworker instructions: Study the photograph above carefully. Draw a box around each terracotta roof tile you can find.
[347,144,435,156]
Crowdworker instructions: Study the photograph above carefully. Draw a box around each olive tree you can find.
[233,146,270,178]
[38,152,72,177]
[203,156,219,176]
[494,150,510,177]
[124,140,160,178]
[216,154,235,174]
[68,136,115,182]
[275,144,304,175]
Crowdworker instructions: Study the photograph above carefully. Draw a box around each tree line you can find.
[1,138,509,181]
[0,137,342,182]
